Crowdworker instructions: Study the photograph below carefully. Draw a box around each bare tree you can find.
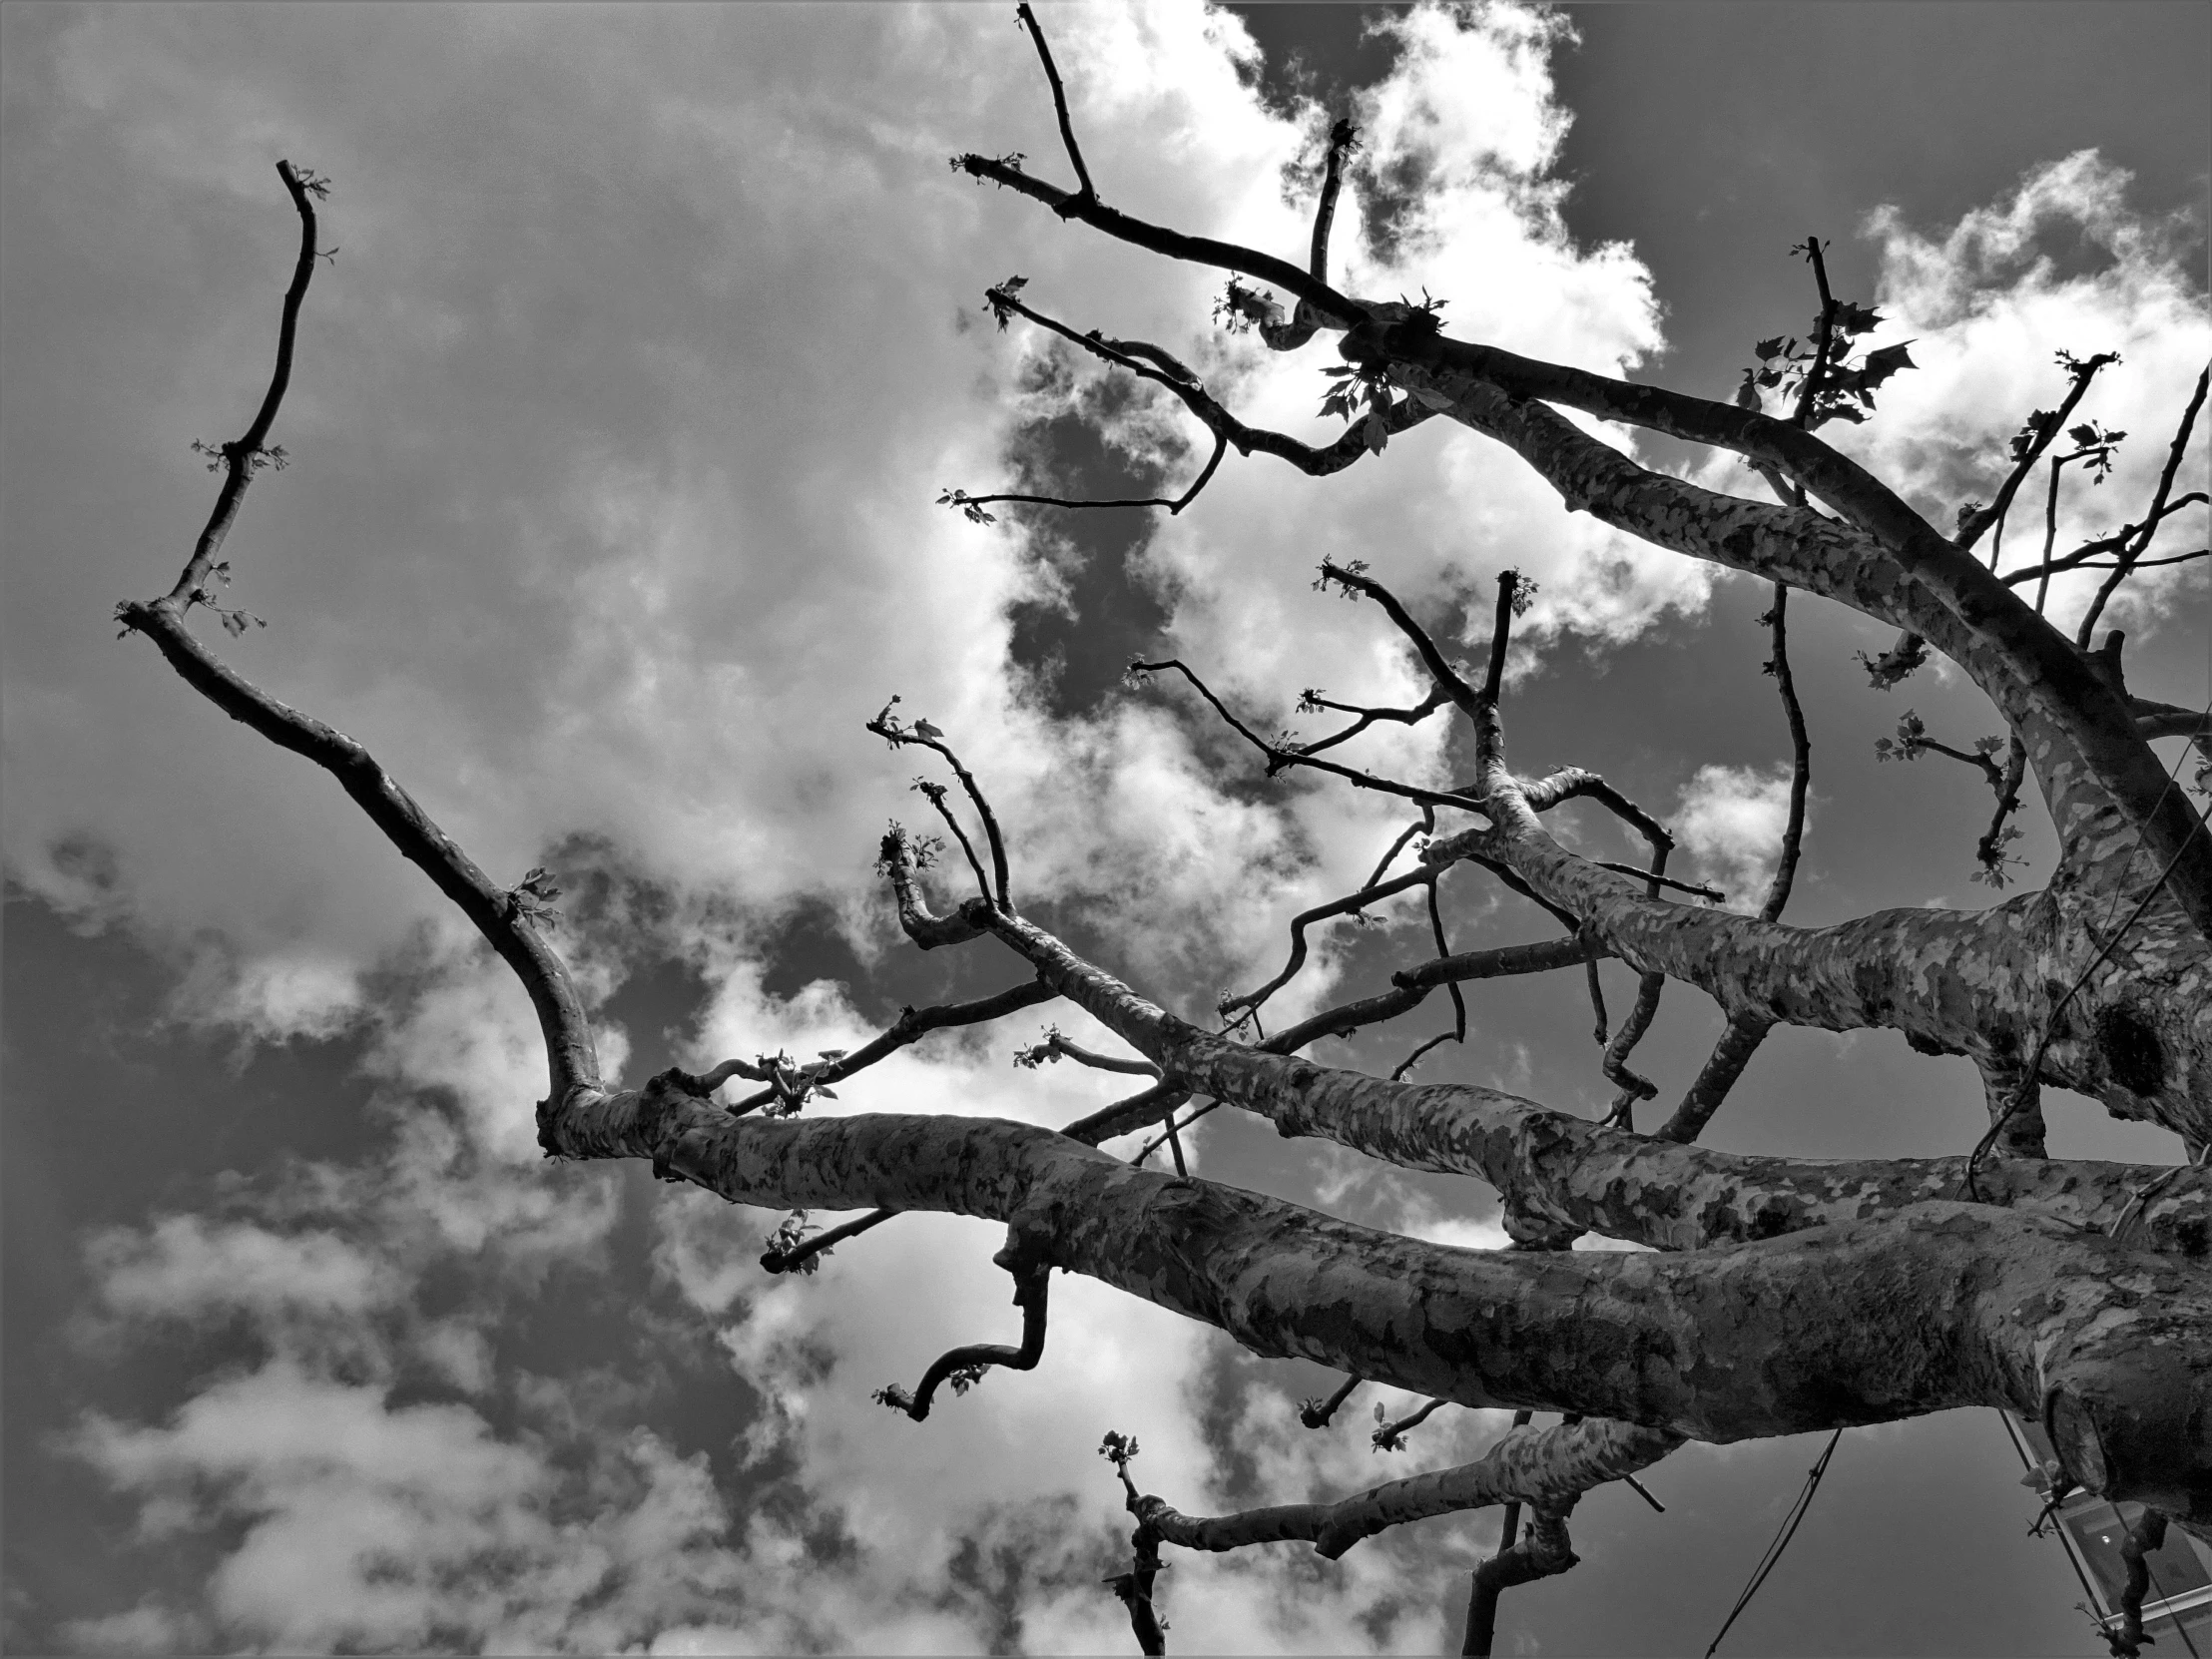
[118,16,2208,1656]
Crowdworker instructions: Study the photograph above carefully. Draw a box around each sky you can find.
[2,3,2208,1654]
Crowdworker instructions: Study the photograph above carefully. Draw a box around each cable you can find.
[1959,686,2212,1200]
[1705,1428,1844,1657]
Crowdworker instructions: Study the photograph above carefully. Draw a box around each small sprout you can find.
[945,1364,988,1396]
[507,865,564,928]
[872,1383,916,1412]
[984,275,1029,329]
[937,488,997,525]
[763,1210,825,1275]
[1099,1430,1139,1470]
[1313,559,1369,597]
[1874,710,1928,764]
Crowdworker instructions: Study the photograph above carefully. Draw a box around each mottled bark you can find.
[130,121,2212,1655]
[544,1079,2212,1514]
[972,906,2209,1257]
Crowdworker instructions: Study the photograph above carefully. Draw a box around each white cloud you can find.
[9,3,1764,1650]
[1673,763,1798,911]
[1701,151,2208,644]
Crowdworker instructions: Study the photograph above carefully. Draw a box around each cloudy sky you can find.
[3,2,2207,1654]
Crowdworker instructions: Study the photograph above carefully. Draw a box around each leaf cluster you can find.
[1746,309,1917,428]
[763,1209,829,1275]
[506,865,564,928]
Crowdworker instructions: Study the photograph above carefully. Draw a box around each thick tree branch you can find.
[876,1241,1050,1420]
[966,906,2211,1256]
[576,1084,2212,1508]
[877,825,986,948]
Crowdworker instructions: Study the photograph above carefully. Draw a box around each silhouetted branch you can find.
[762,1206,896,1275]
[117,165,600,1108]
[877,824,986,948]
[867,709,1013,909]
[940,431,1228,518]
[1787,236,1840,431]
[160,161,327,614]
[1221,865,1438,1024]
[915,778,995,906]
[1298,686,1455,760]
[1130,657,1488,814]
[950,152,1367,331]
[2078,363,2210,647]
[1300,1374,1364,1428]
[1312,118,1358,282]
[1758,585,1812,922]
[1316,560,1486,721]
[1955,350,2121,554]
[1014,3,1095,206]
[875,1244,1050,1421]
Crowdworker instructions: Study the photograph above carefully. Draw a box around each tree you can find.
[101,9,2207,1655]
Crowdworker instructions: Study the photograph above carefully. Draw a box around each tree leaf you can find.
[1858,341,1917,390]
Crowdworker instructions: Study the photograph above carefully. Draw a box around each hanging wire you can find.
[1704,1429,1845,1657]
[1959,685,2212,1199]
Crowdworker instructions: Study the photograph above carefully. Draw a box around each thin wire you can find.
[1704,1429,1844,1657]
[1960,687,2212,1199]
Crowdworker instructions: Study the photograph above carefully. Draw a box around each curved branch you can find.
[953,153,1366,329]
[877,1246,1050,1421]
[1300,1374,1364,1429]
[1221,865,1436,1023]
[119,624,597,1106]
[987,287,1436,481]
[164,161,325,611]
[877,825,985,948]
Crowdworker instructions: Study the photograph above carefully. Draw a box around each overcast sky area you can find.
[3,3,2208,1654]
